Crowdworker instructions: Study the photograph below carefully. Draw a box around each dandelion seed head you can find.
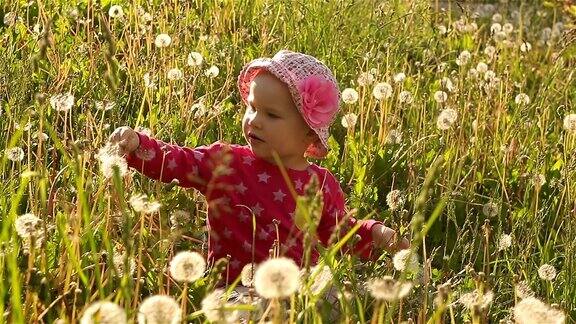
[341,113,358,129]
[520,42,532,52]
[386,129,403,144]
[129,194,161,214]
[138,295,182,324]
[538,264,557,281]
[456,50,471,66]
[503,22,514,34]
[187,51,203,66]
[492,13,503,23]
[357,71,375,86]
[5,147,24,162]
[14,213,45,253]
[201,289,240,323]
[458,290,494,310]
[50,93,75,112]
[373,82,393,100]
[108,5,124,19]
[386,189,405,211]
[169,210,190,230]
[484,45,497,59]
[241,263,255,287]
[154,34,172,48]
[3,12,17,26]
[80,301,127,324]
[300,265,333,296]
[515,281,535,299]
[95,100,116,111]
[436,108,458,130]
[484,70,497,82]
[392,249,420,273]
[476,62,488,74]
[169,251,206,283]
[112,249,136,277]
[515,93,530,105]
[563,114,576,134]
[167,68,183,81]
[254,257,300,298]
[341,88,359,104]
[96,144,128,179]
[434,90,448,103]
[204,65,219,78]
[532,173,546,187]
[393,72,406,83]
[482,201,499,217]
[367,276,413,301]
[514,297,565,324]
[437,25,447,35]
[398,90,413,104]
[498,233,512,251]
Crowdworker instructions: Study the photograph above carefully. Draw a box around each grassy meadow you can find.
[1,0,576,322]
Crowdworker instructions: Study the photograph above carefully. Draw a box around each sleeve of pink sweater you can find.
[125,132,230,193]
[316,171,382,260]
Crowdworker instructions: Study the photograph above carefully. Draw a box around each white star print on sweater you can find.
[126,132,382,284]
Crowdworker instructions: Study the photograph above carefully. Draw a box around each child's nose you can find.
[248,112,263,128]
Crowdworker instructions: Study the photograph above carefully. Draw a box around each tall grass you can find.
[1,0,575,322]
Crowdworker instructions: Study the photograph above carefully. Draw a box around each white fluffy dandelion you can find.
[201,289,241,323]
[108,5,124,19]
[562,114,576,134]
[341,88,359,104]
[50,93,75,112]
[436,108,458,130]
[3,12,17,26]
[357,72,375,86]
[386,129,403,144]
[241,263,255,287]
[254,257,300,299]
[538,264,557,281]
[456,50,471,66]
[96,144,128,179]
[514,297,565,324]
[393,72,406,83]
[484,46,497,59]
[5,147,25,162]
[392,249,419,273]
[300,264,333,296]
[167,68,183,81]
[341,113,358,129]
[138,295,182,324]
[515,281,535,299]
[154,34,172,48]
[367,276,413,301]
[204,65,219,78]
[520,42,532,52]
[112,250,136,277]
[476,62,488,74]
[515,93,530,105]
[169,251,206,283]
[80,301,127,324]
[458,290,494,310]
[498,233,512,251]
[373,82,393,100]
[398,90,413,104]
[14,213,45,253]
[187,51,204,66]
[169,210,191,230]
[386,189,405,211]
[433,90,448,103]
[129,194,161,214]
[482,201,499,217]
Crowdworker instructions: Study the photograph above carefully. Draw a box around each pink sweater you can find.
[126,132,382,283]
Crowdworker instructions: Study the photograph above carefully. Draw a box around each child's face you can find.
[242,72,315,170]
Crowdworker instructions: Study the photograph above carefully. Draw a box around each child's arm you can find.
[108,126,229,193]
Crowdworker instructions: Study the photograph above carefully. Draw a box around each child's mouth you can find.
[248,133,264,142]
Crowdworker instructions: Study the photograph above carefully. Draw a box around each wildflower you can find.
[456,50,471,66]
[108,5,124,19]
[433,91,448,103]
[563,114,576,134]
[515,93,530,105]
[143,73,157,89]
[141,12,153,23]
[169,251,206,283]
[167,68,183,81]
[491,23,502,34]
[498,233,512,251]
[367,276,413,301]
[538,264,557,281]
[492,13,502,23]
[3,12,17,26]
[503,22,514,34]
[204,65,219,78]
[201,289,241,323]
[80,301,127,324]
[436,108,458,130]
[513,297,565,324]
[112,250,136,277]
[95,100,116,111]
[437,25,447,35]
[341,113,358,129]
[441,77,455,92]
[458,290,494,310]
[5,147,24,162]
[137,295,182,324]
[484,45,497,59]
[241,263,255,287]
[50,93,75,112]
[398,90,413,104]
[373,82,393,100]
[392,249,419,273]
[484,70,497,82]
[482,201,499,217]
[520,42,532,52]
[341,88,359,104]
[254,257,300,298]
[494,31,508,42]
[393,72,406,83]
[187,51,203,66]
[386,189,405,211]
[154,34,172,48]
[169,210,190,231]
[532,173,546,187]
[386,129,402,144]
[96,143,128,179]
[515,281,535,299]
[14,213,45,253]
[300,264,333,296]
[476,62,488,73]
[357,71,375,86]
[192,101,207,117]
[129,194,161,214]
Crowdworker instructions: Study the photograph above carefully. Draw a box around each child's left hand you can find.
[371,224,410,253]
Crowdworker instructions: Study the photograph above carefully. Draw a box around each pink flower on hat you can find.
[298,75,339,128]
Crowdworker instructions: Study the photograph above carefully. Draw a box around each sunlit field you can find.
[1,0,576,323]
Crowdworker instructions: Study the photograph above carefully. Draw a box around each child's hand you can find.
[371,224,410,254]
[108,126,140,155]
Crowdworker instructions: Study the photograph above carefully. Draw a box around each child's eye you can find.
[268,112,279,118]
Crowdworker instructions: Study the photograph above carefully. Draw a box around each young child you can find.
[108,50,409,284]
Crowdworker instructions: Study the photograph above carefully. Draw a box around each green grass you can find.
[1,0,576,322]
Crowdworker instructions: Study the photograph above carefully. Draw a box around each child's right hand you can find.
[108,126,140,155]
